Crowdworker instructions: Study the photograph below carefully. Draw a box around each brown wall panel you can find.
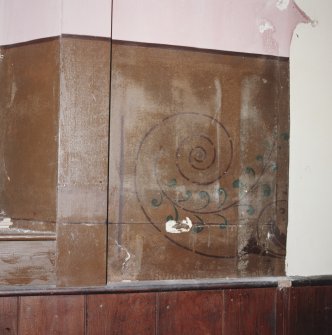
[0,297,17,335]
[223,288,276,335]
[158,290,223,335]
[108,41,289,281]
[56,223,106,287]
[288,286,332,335]
[19,295,84,335]
[57,36,110,224]
[87,293,156,335]
[0,39,59,222]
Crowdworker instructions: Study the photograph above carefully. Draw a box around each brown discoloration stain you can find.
[0,255,20,265]
[0,241,55,285]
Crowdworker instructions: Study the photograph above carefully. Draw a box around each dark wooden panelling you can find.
[86,293,156,335]
[0,297,17,334]
[288,286,332,335]
[0,38,59,222]
[57,36,110,224]
[276,286,290,335]
[158,290,223,335]
[19,295,84,335]
[56,223,106,287]
[0,241,55,285]
[223,288,276,335]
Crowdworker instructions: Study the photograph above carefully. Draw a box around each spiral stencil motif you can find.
[135,113,234,257]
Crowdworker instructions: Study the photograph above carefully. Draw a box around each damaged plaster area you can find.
[276,0,290,11]
[165,217,193,234]
[0,211,13,229]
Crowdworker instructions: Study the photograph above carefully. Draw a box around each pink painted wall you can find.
[0,0,308,57]
[113,0,308,57]
[62,0,112,37]
[0,0,61,46]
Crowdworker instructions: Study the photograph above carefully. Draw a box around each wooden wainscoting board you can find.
[86,293,156,335]
[0,296,17,335]
[18,295,85,335]
[158,290,223,335]
[223,287,277,334]
[287,286,332,335]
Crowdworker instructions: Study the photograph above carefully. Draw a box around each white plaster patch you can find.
[165,217,192,234]
[115,240,131,271]
[0,217,13,229]
[259,20,274,34]
[276,0,290,11]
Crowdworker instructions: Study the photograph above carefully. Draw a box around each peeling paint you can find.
[259,20,274,33]
[276,0,290,11]
[0,217,13,229]
[115,240,131,271]
[165,217,192,234]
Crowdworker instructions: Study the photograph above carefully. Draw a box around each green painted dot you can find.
[256,155,263,161]
[281,132,289,141]
[271,162,278,172]
[192,225,204,234]
[166,215,173,221]
[245,166,256,177]
[233,179,240,188]
[168,179,177,187]
[262,184,272,197]
[151,198,160,207]
[247,206,255,215]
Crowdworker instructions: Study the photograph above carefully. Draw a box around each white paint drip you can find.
[0,217,13,229]
[115,240,131,271]
[212,78,222,124]
[165,217,192,234]
[259,20,274,33]
[276,0,290,11]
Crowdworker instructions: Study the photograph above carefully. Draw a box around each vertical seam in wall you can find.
[222,290,225,335]
[84,295,87,335]
[155,292,160,335]
[105,0,115,285]
[16,296,20,335]
[55,35,62,285]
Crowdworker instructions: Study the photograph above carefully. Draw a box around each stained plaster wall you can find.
[287,0,332,276]
[0,0,331,276]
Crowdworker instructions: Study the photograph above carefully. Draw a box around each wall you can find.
[287,0,332,275]
[0,0,331,277]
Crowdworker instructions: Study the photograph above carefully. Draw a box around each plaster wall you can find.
[287,0,332,275]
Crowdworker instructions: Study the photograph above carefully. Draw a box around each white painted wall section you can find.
[287,0,332,275]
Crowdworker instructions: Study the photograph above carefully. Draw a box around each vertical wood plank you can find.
[86,293,156,335]
[158,290,223,335]
[223,288,276,335]
[288,286,332,335]
[0,297,17,335]
[276,287,290,335]
[19,295,84,335]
